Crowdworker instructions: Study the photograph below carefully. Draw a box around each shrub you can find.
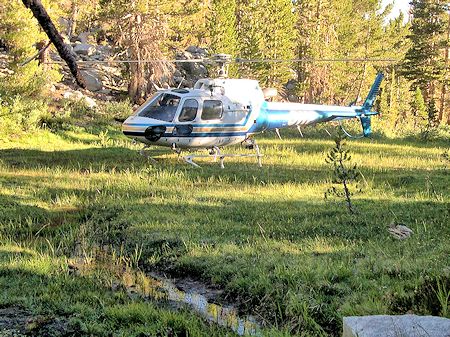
[0,94,48,133]
[98,100,133,121]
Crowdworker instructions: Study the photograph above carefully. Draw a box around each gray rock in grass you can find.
[343,315,450,337]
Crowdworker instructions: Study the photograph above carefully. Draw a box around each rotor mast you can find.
[211,54,232,78]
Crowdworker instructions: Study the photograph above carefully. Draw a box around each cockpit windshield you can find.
[138,93,181,122]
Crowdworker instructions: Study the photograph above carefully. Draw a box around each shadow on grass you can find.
[0,250,229,336]
[1,145,448,243]
[0,133,448,337]
[0,184,448,336]
[0,247,34,260]
[1,145,448,189]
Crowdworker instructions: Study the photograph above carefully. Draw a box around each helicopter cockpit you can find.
[138,93,181,122]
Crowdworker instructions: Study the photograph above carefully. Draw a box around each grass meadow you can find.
[0,118,449,336]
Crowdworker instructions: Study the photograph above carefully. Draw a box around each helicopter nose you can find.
[144,125,167,142]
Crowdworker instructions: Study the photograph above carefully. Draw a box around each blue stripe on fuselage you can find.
[123,131,248,138]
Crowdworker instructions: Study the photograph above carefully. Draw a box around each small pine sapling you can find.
[324,128,361,214]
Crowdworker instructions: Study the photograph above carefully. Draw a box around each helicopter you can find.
[122,54,384,168]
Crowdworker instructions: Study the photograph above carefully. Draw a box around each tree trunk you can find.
[22,0,86,89]
[442,11,450,125]
[356,63,367,103]
[68,0,78,39]
[128,14,146,104]
[389,68,395,111]
[36,40,49,68]
[440,83,447,124]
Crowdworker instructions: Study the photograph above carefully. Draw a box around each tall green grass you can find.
[0,123,449,336]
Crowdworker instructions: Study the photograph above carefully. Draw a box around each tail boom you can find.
[263,102,364,129]
[260,73,383,137]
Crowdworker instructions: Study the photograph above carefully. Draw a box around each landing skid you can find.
[184,142,263,169]
[139,141,263,169]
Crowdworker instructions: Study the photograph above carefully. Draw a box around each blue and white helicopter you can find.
[122,54,383,168]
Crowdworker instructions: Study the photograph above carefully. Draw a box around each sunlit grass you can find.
[0,124,449,336]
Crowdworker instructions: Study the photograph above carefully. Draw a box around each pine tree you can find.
[0,0,62,96]
[427,98,439,128]
[325,128,361,214]
[164,0,210,51]
[237,0,295,90]
[208,0,237,56]
[256,0,296,88]
[0,0,46,60]
[411,87,428,129]
[295,0,336,103]
[236,0,265,80]
[402,0,448,108]
[208,0,238,76]
[99,0,172,103]
[294,0,396,105]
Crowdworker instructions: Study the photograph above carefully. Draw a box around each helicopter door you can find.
[174,98,198,136]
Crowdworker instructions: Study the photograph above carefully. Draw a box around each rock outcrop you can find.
[173,47,209,88]
[73,43,96,56]
[80,70,103,92]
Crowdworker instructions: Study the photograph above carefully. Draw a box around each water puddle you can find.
[136,272,262,336]
[69,254,262,335]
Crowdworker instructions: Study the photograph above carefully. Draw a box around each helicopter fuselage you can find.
[123,78,264,149]
[122,76,382,149]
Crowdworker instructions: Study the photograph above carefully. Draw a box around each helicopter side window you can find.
[178,99,198,122]
[138,93,181,122]
[202,100,223,120]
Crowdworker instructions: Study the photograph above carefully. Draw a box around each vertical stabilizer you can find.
[362,73,384,110]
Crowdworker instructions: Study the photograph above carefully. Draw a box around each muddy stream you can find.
[138,272,262,336]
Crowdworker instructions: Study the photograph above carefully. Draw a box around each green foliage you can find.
[40,105,74,132]
[324,129,361,214]
[0,0,44,60]
[427,98,439,127]
[402,0,448,88]
[163,0,209,50]
[442,150,450,165]
[208,0,238,76]
[1,62,60,99]
[402,0,449,124]
[419,98,440,139]
[294,0,405,105]
[411,87,428,129]
[208,0,237,56]
[40,99,132,133]
[0,0,61,134]
[433,277,450,317]
[237,0,296,89]
[97,99,133,121]
[0,92,48,133]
